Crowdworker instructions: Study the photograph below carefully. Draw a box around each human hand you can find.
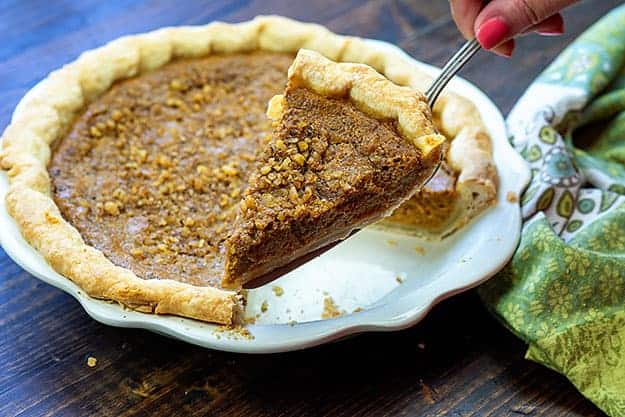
[449,0,579,57]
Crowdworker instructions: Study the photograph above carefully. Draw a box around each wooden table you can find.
[1,1,620,415]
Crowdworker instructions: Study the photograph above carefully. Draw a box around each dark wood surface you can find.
[0,1,621,416]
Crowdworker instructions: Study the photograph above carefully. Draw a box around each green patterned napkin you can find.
[478,5,625,416]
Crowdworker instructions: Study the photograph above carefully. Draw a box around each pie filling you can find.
[49,51,455,289]
[384,161,459,232]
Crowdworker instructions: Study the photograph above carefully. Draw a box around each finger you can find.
[492,39,515,58]
[474,0,578,49]
[449,0,483,39]
[522,13,564,35]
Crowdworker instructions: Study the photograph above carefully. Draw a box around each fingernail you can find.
[537,24,564,36]
[493,39,515,58]
[476,17,510,50]
[538,17,565,36]
[536,29,563,36]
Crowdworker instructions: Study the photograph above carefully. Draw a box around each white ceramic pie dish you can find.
[0,38,530,353]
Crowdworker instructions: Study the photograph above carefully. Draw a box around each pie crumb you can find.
[213,325,254,340]
[86,356,97,368]
[395,276,404,284]
[415,246,426,255]
[321,296,344,319]
[386,239,398,247]
[353,307,363,313]
[260,300,269,313]
[236,327,254,339]
[420,381,436,405]
[506,191,518,203]
[272,286,284,297]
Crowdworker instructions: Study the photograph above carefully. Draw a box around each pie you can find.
[0,16,496,325]
[222,49,444,287]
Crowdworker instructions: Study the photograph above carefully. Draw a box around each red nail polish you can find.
[476,17,510,50]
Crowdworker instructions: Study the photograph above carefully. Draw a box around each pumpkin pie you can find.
[0,16,496,325]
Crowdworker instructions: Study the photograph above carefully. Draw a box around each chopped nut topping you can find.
[89,126,102,137]
[219,194,230,207]
[169,78,185,91]
[302,186,313,202]
[165,98,184,108]
[103,201,120,216]
[111,109,123,121]
[292,153,306,166]
[230,188,241,198]
[297,141,308,152]
[278,157,291,171]
[275,139,287,151]
[221,164,239,177]
[288,185,298,202]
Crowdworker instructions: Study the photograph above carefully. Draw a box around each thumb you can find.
[474,0,577,49]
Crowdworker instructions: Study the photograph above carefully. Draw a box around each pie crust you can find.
[0,16,496,324]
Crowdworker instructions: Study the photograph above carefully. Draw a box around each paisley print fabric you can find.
[479,5,625,415]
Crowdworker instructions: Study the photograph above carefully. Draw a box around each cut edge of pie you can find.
[0,16,497,325]
[378,79,499,238]
[221,49,445,287]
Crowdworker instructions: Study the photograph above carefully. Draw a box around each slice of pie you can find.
[223,50,444,287]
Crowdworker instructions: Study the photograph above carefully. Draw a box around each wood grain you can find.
[0,1,620,416]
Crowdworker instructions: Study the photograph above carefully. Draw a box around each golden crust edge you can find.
[269,49,445,157]
[0,15,496,323]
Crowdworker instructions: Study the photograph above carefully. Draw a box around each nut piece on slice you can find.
[222,49,445,288]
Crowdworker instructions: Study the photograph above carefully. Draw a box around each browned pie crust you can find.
[0,16,496,324]
[222,50,444,286]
